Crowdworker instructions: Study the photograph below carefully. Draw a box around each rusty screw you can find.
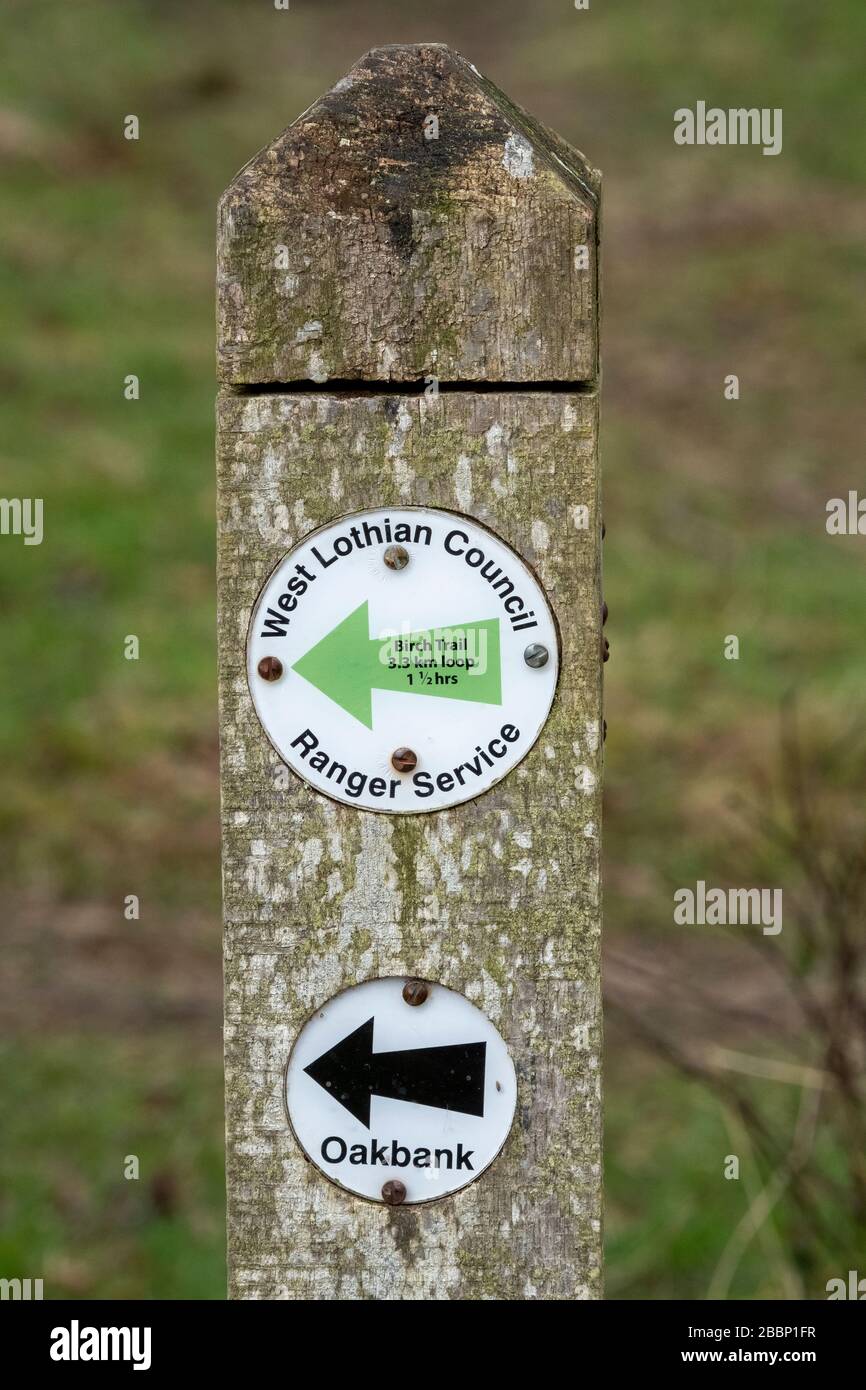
[402,979,429,1007]
[257,656,283,681]
[381,1179,407,1206]
[383,544,410,571]
[391,747,417,773]
[524,642,549,669]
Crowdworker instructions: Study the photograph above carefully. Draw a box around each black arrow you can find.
[304,1017,487,1128]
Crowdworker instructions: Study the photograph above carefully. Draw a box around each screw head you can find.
[602,601,608,626]
[402,979,429,1007]
[381,1179,407,1206]
[257,656,283,682]
[524,642,549,669]
[603,639,610,663]
[391,747,418,773]
[383,544,410,571]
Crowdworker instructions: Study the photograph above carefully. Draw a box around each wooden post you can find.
[216,43,602,1300]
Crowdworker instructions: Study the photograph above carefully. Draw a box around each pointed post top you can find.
[217,44,599,386]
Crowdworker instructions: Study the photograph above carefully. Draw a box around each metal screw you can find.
[402,979,429,1007]
[381,1179,407,1206]
[257,656,283,681]
[524,643,549,669]
[603,639,610,663]
[391,747,417,773]
[383,544,410,571]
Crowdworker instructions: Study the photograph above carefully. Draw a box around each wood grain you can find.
[217,43,599,386]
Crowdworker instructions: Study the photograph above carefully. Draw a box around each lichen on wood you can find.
[217,43,599,387]
[217,44,602,1301]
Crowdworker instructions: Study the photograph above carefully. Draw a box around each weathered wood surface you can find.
[218,391,602,1298]
[217,42,599,386]
[217,43,602,1300]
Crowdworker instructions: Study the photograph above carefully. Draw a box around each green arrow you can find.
[292,601,502,729]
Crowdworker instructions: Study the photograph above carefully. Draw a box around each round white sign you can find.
[247,507,559,813]
[285,978,517,1204]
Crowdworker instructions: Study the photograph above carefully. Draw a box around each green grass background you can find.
[0,0,864,1299]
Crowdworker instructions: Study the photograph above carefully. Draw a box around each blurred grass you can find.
[0,1040,225,1300]
[0,0,864,1298]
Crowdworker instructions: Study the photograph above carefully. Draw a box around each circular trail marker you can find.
[286,978,517,1205]
[247,506,559,813]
